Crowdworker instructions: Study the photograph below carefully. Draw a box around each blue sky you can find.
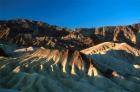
[0,0,140,28]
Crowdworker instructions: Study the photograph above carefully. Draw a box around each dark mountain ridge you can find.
[0,19,140,51]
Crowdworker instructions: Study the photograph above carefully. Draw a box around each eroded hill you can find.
[0,19,140,92]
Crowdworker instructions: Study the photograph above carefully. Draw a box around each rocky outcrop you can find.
[76,24,140,47]
[0,19,71,49]
[1,19,140,92]
[1,19,140,51]
[81,42,140,77]
[0,44,140,92]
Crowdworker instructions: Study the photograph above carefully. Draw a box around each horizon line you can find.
[0,18,140,29]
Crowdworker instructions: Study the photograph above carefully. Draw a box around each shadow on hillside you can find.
[0,49,140,92]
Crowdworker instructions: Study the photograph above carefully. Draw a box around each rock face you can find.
[0,19,98,50]
[1,44,140,92]
[76,24,140,47]
[0,19,140,92]
[1,19,140,50]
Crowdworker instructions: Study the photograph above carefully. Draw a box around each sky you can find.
[0,0,140,28]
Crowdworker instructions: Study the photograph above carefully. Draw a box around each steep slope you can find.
[0,46,140,92]
[76,24,140,48]
[1,19,140,92]
[0,19,99,50]
[81,42,140,92]
[1,19,140,51]
[0,19,72,50]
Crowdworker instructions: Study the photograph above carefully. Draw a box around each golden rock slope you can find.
[0,42,140,92]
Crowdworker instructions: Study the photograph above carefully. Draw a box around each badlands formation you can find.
[0,19,140,92]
